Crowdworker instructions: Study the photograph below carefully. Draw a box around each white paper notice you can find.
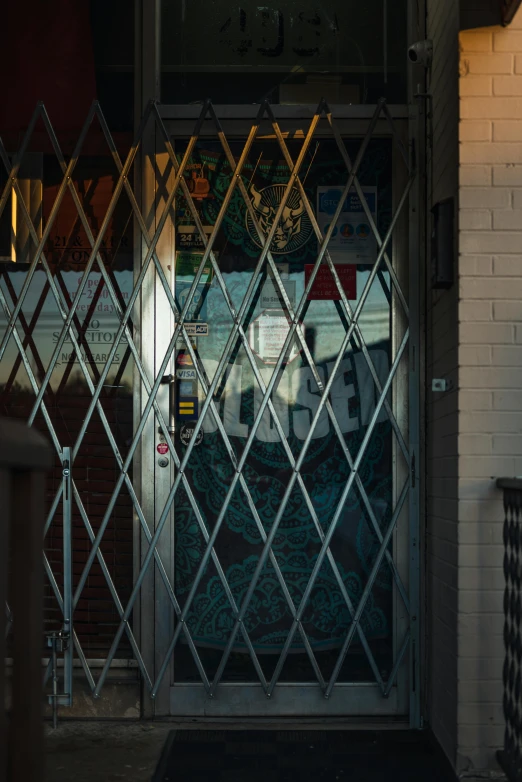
[248,311,303,365]
[317,186,378,263]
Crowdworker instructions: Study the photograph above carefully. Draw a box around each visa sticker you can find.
[176,368,197,380]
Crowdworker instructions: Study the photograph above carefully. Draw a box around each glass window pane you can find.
[161,0,408,104]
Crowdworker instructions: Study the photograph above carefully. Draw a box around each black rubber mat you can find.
[153,729,458,782]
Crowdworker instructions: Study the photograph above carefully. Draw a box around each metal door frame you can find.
[132,101,422,720]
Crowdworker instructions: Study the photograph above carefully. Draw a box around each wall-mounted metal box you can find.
[431,198,455,290]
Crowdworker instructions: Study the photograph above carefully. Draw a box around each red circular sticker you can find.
[157,442,169,455]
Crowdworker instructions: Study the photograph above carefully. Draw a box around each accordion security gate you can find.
[0,99,421,723]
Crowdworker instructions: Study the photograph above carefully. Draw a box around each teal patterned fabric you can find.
[175,364,393,651]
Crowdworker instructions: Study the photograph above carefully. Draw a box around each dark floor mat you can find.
[153,729,457,782]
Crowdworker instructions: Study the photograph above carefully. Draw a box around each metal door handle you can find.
[161,374,176,436]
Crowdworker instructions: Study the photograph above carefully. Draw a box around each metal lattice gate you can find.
[1,98,421,723]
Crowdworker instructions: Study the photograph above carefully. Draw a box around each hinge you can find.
[412,641,416,693]
[411,451,416,489]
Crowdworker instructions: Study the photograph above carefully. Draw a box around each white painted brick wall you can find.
[458,11,522,772]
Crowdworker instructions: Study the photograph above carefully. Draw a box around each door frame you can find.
[133,102,422,721]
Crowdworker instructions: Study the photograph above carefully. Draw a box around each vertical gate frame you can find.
[407,0,426,730]
[61,446,73,707]
[134,0,168,717]
[407,102,422,729]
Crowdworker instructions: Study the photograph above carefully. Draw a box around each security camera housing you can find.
[408,39,433,67]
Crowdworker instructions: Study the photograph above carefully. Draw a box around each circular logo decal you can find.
[246,184,314,255]
[323,223,338,238]
[179,422,203,447]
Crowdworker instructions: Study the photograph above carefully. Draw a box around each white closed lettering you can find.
[199,350,390,440]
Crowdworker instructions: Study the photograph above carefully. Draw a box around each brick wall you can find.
[427,0,460,766]
[0,382,134,658]
[458,8,522,772]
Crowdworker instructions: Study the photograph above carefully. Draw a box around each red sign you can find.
[43,163,133,272]
[157,442,169,455]
[305,264,356,301]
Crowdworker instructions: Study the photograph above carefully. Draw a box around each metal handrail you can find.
[0,418,52,782]
[496,477,522,782]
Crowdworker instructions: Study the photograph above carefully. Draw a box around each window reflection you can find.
[161,0,408,104]
[172,135,395,681]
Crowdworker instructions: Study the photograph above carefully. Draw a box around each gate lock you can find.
[47,629,70,654]
[47,628,72,728]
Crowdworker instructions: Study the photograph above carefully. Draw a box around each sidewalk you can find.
[44,722,171,782]
[44,722,508,782]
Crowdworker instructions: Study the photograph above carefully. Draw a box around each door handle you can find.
[161,374,176,436]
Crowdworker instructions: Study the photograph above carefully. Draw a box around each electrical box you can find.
[432,378,449,392]
[431,198,454,290]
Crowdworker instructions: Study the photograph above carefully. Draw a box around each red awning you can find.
[0,0,97,136]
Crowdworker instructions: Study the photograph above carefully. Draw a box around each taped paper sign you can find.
[176,336,197,352]
[317,186,377,264]
[176,283,208,322]
[176,224,214,252]
[248,311,303,365]
[260,278,296,310]
[175,250,214,283]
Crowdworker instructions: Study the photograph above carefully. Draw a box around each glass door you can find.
[145,103,419,718]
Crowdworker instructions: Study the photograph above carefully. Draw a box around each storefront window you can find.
[0,154,136,658]
[161,0,408,104]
